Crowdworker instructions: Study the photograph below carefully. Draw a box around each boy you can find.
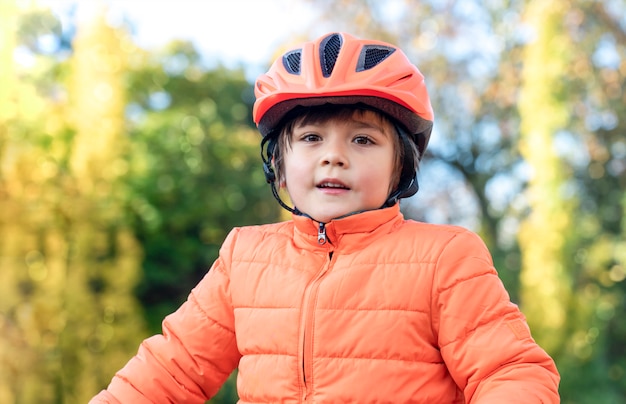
[91,32,559,403]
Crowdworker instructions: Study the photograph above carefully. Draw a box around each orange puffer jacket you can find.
[91,205,559,403]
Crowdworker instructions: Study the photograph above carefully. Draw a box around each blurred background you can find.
[0,0,624,402]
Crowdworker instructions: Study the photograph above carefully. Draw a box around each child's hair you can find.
[272,104,419,194]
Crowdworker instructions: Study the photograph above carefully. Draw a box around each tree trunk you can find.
[518,0,574,355]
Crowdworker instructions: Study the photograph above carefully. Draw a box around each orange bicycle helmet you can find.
[254,32,435,213]
[253,32,434,157]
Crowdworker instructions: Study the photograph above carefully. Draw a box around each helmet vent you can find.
[320,33,342,77]
[282,49,302,75]
[357,45,396,72]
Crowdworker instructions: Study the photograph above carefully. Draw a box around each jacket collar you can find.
[292,204,404,253]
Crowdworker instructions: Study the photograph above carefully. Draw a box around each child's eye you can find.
[353,135,374,145]
[301,133,321,142]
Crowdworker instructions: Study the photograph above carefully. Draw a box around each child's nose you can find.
[321,142,348,167]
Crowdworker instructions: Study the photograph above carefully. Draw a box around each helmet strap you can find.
[260,135,277,183]
[260,133,301,216]
[382,124,419,208]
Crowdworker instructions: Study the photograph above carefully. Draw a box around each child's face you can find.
[282,110,396,223]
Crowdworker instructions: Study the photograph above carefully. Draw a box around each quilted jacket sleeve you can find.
[89,230,242,403]
[432,228,560,403]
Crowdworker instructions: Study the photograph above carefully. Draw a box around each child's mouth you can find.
[317,181,350,190]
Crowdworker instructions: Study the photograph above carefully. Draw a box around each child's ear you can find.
[275,170,286,188]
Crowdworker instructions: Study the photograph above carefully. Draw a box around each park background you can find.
[1,0,625,402]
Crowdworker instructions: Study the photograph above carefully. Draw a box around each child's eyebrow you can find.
[293,117,390,135]
[347,119,389,134]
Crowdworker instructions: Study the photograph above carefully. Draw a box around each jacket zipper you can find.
[300,222,331,401]
[317,222,327,245]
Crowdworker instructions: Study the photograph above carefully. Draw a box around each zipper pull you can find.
[317,222,327,245]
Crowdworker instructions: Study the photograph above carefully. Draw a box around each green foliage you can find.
[1,3,278,403]
[124,43,280,331]
[1,2,148,402]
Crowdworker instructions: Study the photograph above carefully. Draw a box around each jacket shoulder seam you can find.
[189,285,235,334]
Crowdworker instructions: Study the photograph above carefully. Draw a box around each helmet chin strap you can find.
[382,177,418,208]
[381,124,419,207]
[261,134,302,216]
[268,180,302,215]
